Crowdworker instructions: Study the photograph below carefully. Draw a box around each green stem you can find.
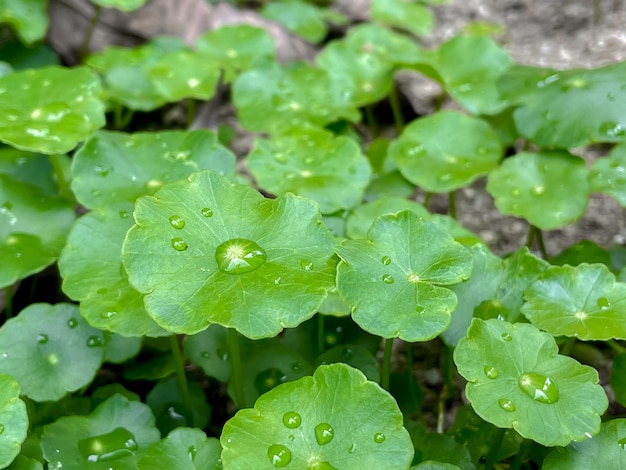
[434,90,447,111]
[405,342,420,411]
[168,335,194,426]
[443,345,454,398]
[436,394,445,433]
[48,155,72,200]
[483,427,506,470]
[365,106,379,137]
[594,0,602,26]
[560,336,576,356]
[608,339,626,353]
[448,190,457,220]
[186,98,196,128]
[509,439,530,470]
[380,337,394,390]
[423,192,433,208]
[228,328,246,408]
[535,226,548,258]
[525,224,536,248]
[4,286,13,318]
[317,313,325,356]
[388,86,405,134]
[79,5,102,61]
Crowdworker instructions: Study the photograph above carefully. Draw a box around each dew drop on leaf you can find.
[101,310,117,320]
[599,121,626,138]
[78,427,138,463]
[201,351,210,358]
[86,336,104,348]
[282,411,302,429]
[484,366,498,379]
[274,153,287,164]
[348,443,356,453]
[0,424,4,435]
[300,260,314,271]
[498,398,516,412]
[416,305,425,314]
[216,238,267,274]
[119,210,129,219]
[314,423,334,445]
[171,238,188,251]
[518,372,559,404]
[382,274,394,284]
[188,445,196,461]
[201,207,213,218]
[169,215,185,229]
[67,318,78,329]
[37,333,49,344]
[291,362,302,371]
[373,432,386,443]
[501,333,512,341]
[532,185,545,196]
[267,444,291,467]
[381,256,391,265]
[596,297,610,309]
[618,437,626,449]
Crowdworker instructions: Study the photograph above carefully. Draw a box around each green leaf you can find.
[610,352,626,407]
[0,173,75,288]
[138,427,222,470]
[543,419,626,469]
[336,210,473,341]
[221,363,414,469]
[521,263,626,340]
[123,171,336,339]
[71,129,235,210]
[247,127,372,213]
[261,0,328,43]
[232,61,360,133]
[196,25,275,83]
[0,0,48,44]
[0,38,59,70]
[390,111,503,192]
[184,324,231,382]
[432,35,512,114]
[58,205,167,337]
[486,150,589,230]
[407,422,474,470]
[343,24,423,65]
[316,344,379,381]
[5,454,43,470]
[0,66,105,153]
[103,334,142,364]
[90,0,147,11]
[412,463,460,470]
[0,303,105,402]
[370,0,433,36]
[0,148,58,195]
[589,139,626,207]
[454,318,608,447]
[41,394,160,470]
[498,62,626,147]
[0,373,28,469]
[549,240,613,268]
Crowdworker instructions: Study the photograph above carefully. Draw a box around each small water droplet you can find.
[291,362,302,371]
[381,256,391,265]
[501,333,512,341]
[300,260,314,271]
[1,353,7,359]
[169,215,185,229]
[607,92,616,102]
[267,444,291,467]
[282,411,301,429]
[172,238,188,251]
[188,445,197,461]
[599,121,626,138]
[511,188,521,196]
[438,173,452,183]
[373,432,385,443]
[201,207,213,218]
[315,423,334,445]
[498,399,516,412]
[201,351,210,358]
[382,274,394,284]
[86,336,104,348]
[518,372,559,404]
[37,333,49,344]
[101,310,117,320]
[484,366,498,379]
[94,165,109,177]
[618,437,626,449]
[475,146,489,155]
[288,434,295,441]
[119,210,129,219]
[216,238,267,274]
[0,424,4,435]
[348,443,356,453]
[597,297,610,309]
[274,153,287,164]
[67,318,78,328]
[415,305,425,314]
[532,185,545,195]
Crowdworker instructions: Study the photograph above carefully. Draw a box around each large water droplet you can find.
[501,333,512,341]
[78,427,138,463]
[596,297,610,309]
[300,260,314,271]
[215,238,267,274]
[86,336,104,348]
[484,366,498,379]
[101,310,117,320]
[381,256,391,265]
[267,444,291,467]
[201,207,213,218]
[373,432,386,443]
[172,238,188,251]
[169,215,185,229]
[37,333,49,344]
[283,411,302,429]
[498,399,516,412]
[518,372,559,404]
[382,274,394,284]
[67,318,78,328]
[315,423,334,445]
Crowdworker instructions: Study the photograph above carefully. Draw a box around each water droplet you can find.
[607,92,616,102]
[201,207,213,218]
[597,297,610,309]
[101,310,117,320]
[314,423,334,445]
[267,444,291,467]
[475,146,489,155]
[300,260,314,271]
[511,188,521,196]
[95,165,109,177]
[188,445,197,461]
[618,437,626,449]
[532,185,545,195]
[37,333,49,344]
[78,428,138,463]
[172,238,188,251]
[438,173,453,183]
[518,372,559,404]
[201,351,210,358]
[273,276,281,285]
[415,305,425,314]
[348,443,356,453]
[274,153,288,164]
[381,256,391,265]
[406,144,425,157]
[599,121,626,138]
[0,424,3,435]
[282,411,301,429]
[67,318,78,328]
[484,366,498,379]
[498,399,516,412]
[288,434,295,441]
[382,274,394,284]
[291,362,302,371]
[1,353,7,359]
[216,238,267,274]
[169,215,185,229]
[146,179,162,189]
[119,210,129,219]
[373,432,385,443]
[86,336,104,348]
[501,333,512,341]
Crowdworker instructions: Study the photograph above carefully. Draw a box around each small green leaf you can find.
[90,0,147,11]
[103,334,142,364]
[0,303,105,402]
[316,344,379,381]
[0,0,48,44]
[0,373,28,469]
[0,147,58,195]
[589,139,626,207]
[454,318,608,447]
[247,127,372,213]
[184,325,231,382]
[486,150,589,230]
[343,24,423,65]
[0,37,59,70]
[390,111,503,193]
[521,263,626,340]
[0,66,105,153]
[261,0,328,43]
[123,171,336,339]
[370,0,433,36]
[549,240,613,268]
[407,422,474,470]
[610,352,626,407]
[543,419,626,469]
[138,427,222,470]
[336,210,473,341]
[221,363,414,469]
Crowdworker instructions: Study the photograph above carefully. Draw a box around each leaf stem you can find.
[168,334,194,426]
[79,5,102,62]
[4,286,13,319]
[509,438,530,470]
[608,339,626,354]
[423,192,433,208]
[560,336,576,356]
[483,427,506,470]
[48,154,72,201]
[381,337,394,390]
[228,328,246,408]
[388,86,405,134]
[434,90,447,112]
[525,224,536,248]
[365,105,379,137]
[405,342,420,411]
[535,226,548,258]
[437,345,455,433]
[186,98,196,129]
[317,313,325,356]
[448,190,457,220]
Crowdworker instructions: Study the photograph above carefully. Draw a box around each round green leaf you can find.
[90,0,147,11]
[390,111,503,192]
[221,363,414,469]
[122,171,336,338]
[0,173,75,288]
[232,61,360,133]
[549,240,613,268]
[498,62,626,147]
[521,263,626,340]
[138,427,222,470]
[486,150,590,230]
[0,66,105,154]
[343,24,423,65]
[0,0,48,44]
[0,373,28,469]
[589,139,626,207]
[41,394,161,470]
[370,0,433,37]
[316,344,379,381]
[184,324,231,382]
[71,129,236,210]
[0,147,58,195]
[454,318,608,447]
[0,303,105,402]
[59,205,167,337]
[247,128,372,213]
[261,0,327,44]
[407,422,473,470]
[336,210,473,341]
[543,419,626,469]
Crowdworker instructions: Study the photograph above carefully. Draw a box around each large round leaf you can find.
[370,0,433,37]
[0,303,105,402]
[521,263,626,340]
[0,0,48,44]
[221,363,414,469]
[497,62,626,147]
[0,66,105,153]
[71,129,235,210]
[0,373,28,469]
[247,128,372,213]
[336,210,473,341]
[390,111,503,193]
[589,139,626,207]
[122,171,336,339]
[41,394,161,470]
[486,150,589,230]
[454,318,608,447]
[58,205,167,337]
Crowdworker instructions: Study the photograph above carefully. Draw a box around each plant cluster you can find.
[0,0,625,469]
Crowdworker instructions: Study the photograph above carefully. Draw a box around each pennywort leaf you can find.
[0,373,28,469]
